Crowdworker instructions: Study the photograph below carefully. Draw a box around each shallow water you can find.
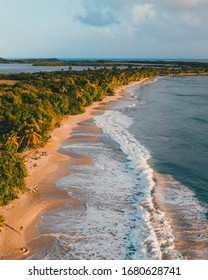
[0,63,111,73]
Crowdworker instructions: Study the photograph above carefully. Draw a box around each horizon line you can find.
[2,57,208,62]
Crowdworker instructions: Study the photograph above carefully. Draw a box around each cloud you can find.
[67,0,208,58]
[159,0,208,10]
[182,12,202,27]
[132,3,155,24]
[74,1,118,27]
[75,10,117,27]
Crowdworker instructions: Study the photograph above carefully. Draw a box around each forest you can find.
[0,64,207,211]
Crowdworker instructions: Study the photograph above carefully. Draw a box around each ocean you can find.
[28,75,208,260]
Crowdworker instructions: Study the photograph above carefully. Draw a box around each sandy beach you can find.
[0,78,150,259]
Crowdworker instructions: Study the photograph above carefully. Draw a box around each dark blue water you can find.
[117,75,208,259]
[126,76,208,206]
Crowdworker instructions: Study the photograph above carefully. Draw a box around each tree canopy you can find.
[0,65,207,206]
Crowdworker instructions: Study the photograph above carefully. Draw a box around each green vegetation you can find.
[0,150,27,205]
[0,64,207,208]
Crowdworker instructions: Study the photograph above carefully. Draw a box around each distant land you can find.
[1,57,208,69]
[0,58,208,260]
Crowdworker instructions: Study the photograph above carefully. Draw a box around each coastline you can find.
[0,78,149,260]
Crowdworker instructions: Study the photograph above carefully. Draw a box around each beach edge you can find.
[0,78,150,259]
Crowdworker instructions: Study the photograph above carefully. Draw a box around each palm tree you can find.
[5,133,19,151]
[24,129,42,151]
[18,122,42,152]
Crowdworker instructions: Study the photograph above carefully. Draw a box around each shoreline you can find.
[0,78,150,260]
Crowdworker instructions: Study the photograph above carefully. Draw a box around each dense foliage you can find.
[0,150,26,205]
[0,66,207,206]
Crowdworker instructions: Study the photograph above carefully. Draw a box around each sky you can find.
[0,0,208,59]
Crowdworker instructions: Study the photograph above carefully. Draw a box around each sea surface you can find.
[28,75,208,260]
[0,63,127,73]
[0,63,112,73]
[1,58,208,74]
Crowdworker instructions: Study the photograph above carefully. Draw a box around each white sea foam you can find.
[35,140,141,259]
[28,76,208,260]
[28,109,181,260]
[156,174,208,259]
[94,110,180,259]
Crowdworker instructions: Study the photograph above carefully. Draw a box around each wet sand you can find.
[0,78,149,259]
[153,171,208,259]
